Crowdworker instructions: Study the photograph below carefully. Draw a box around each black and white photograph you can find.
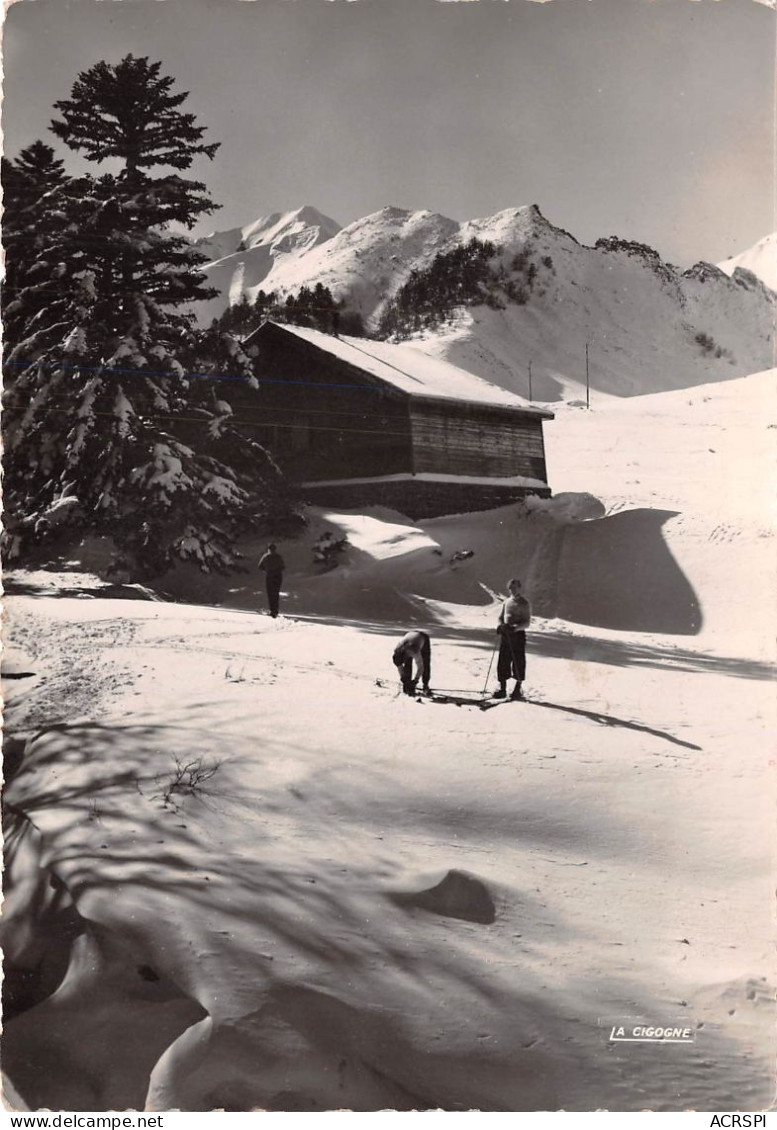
[1,0,775,1115]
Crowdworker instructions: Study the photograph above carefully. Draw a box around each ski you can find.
[395,690,540,708]
[428,693,507,710]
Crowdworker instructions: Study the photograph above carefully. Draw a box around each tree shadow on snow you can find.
[8,722,765,1111]
[528,630,773,682]
[297,613,774,683]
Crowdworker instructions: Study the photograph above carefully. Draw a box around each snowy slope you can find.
[196,205,459,325]
[718,233,777,293]
[192,203,774,400]
[408,214,775,399]
[3,369,775,1111]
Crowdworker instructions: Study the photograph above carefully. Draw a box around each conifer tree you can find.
[3,56,290,576]
[50,55,219,175]
[2,140,67,224]
[2,142,69,347]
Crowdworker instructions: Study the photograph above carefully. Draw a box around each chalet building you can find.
[238,320,553,518]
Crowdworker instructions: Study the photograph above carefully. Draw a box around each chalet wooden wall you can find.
[235,323,554,515]
[237,328,413,481]
[410,400,548,482]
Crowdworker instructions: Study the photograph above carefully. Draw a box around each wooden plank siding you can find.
[237,322,553,514]
[238,326,414,481]
[410,400,548,482]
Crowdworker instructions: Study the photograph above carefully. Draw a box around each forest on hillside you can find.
[378,237,555,338]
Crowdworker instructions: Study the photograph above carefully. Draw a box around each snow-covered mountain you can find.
[718,232,777,293]
[191,204,775,400]
[411,212,776,399]
[193,204,457,325]
[192,206,342,323]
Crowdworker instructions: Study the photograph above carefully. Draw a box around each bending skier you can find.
[494,578,531,700]
[393,630,432,696]
[258,542,285,618]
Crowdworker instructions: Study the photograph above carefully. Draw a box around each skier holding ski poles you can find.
[494,578,531,700]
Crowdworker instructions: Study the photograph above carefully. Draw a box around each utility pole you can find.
[528,360,533,402]
[585,342,590,410]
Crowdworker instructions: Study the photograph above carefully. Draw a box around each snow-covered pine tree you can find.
[2,141,68,252]
[3,56,292,576]
[2,140,68,230]
[2,142,69,358]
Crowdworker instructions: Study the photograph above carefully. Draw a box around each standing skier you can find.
[494,578,531,700]
[258,542,285,618]
[393,630,432,696]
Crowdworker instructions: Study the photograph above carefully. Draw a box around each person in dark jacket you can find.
[258,543,285,618]
[494,578,531,700]
[393,630,432,696]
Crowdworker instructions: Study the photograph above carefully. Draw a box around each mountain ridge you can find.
[190,204,775,400]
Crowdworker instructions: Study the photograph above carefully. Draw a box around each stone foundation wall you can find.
[301,479,551,519]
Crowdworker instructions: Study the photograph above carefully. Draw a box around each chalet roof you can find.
[247,321,553,419]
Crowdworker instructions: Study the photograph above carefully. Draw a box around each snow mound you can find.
[388,869,497,925]
[316,510,437,560]
[525,492,606,523]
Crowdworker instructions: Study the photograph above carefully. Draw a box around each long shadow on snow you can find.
[421,692,699,750]
[11,724,759,1110]
[522,698,701,751]
[554,509,701,635]
[308,615,773,682]
[527,630,774,682]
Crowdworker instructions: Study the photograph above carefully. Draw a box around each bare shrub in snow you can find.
[160,756,221,807]
[313,532,348,569]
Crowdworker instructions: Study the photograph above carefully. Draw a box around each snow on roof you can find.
[256,322,553,417]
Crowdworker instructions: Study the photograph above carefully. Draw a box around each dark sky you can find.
[3,0,774,265]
